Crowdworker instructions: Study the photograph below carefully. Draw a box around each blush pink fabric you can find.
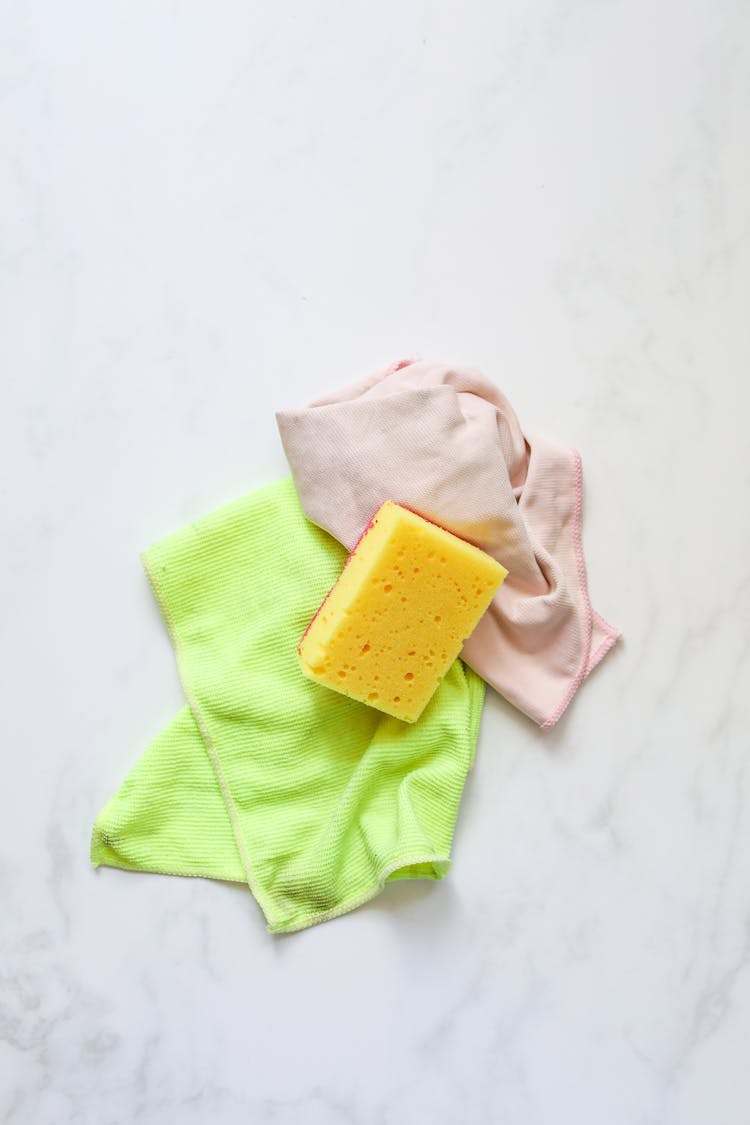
[277,360,620,728]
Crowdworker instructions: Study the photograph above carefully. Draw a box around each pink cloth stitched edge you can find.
[277,359,620,728]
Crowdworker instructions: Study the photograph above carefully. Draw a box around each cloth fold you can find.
[277,360,620,728]
[92,478,485,932]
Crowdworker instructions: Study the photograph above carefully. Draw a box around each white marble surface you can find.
[2,1,749,1122]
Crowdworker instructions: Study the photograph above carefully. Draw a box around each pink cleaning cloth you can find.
[276,360,620,728]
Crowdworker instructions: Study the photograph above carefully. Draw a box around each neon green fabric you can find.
[92,479,485,932]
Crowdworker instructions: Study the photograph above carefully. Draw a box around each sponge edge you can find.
[298,502,508,722]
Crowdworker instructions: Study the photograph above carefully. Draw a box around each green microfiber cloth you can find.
[92,478,485,933]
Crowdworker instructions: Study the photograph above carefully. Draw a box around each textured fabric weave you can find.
[92,479,485,932]
[277,359,620,728]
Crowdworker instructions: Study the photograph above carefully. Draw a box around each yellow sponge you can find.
[298,502,508,722]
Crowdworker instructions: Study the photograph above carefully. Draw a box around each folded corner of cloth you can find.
[276,359,621,729]
[93,478,486,933]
